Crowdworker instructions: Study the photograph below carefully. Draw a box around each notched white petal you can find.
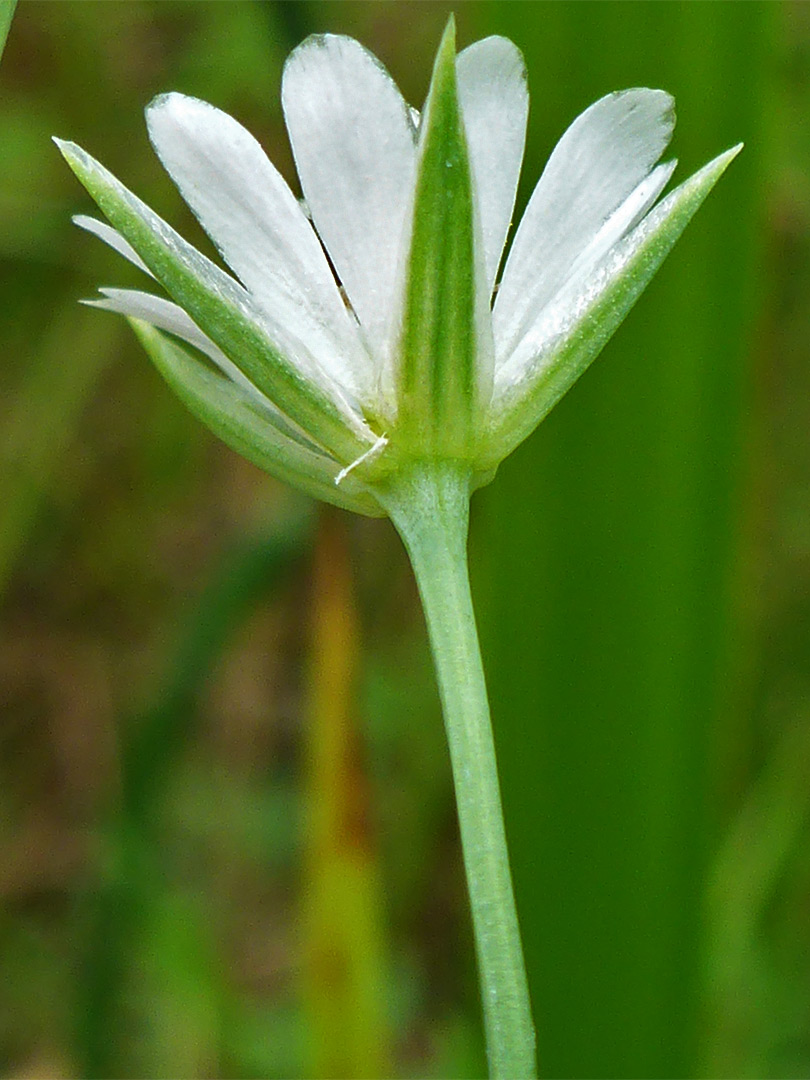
[282,34,417,364]
[457,36,528,296]
[145,92,373,404]
[487,144,742,464]
[503,158,677,376]
[56,137,374,457]
[494,87,675,365]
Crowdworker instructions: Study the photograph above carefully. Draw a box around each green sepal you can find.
[394,16,491,459]
[129,319,386,518]
[55,139,373,468]
[483,143,743,468]
[0,0,16,63]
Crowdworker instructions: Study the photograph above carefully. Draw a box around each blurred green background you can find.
[0,1,805,1077]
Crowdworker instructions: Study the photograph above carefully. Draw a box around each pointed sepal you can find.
[393,17,493,459]
[129,319,385,518]
[54,138,374,468]
[484,143,743,467]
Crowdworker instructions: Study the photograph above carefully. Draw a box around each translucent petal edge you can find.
[129,319,386,518]
[483,144,743,468]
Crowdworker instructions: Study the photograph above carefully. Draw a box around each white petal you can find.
[494,88,675,365]
[57,138,373,455]
[145,93,373,404]
[488,144,743,460]
[73,215,155,278]
[88,288,323,449]
[457,36,528,297]
[88,287,251,390]
[564,161,676,287]
[499,159,676,388]
[282,34,417,362]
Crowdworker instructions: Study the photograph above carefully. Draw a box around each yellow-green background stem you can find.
[380,463,536,1079]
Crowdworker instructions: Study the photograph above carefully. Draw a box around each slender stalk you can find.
[380,462,537,1079]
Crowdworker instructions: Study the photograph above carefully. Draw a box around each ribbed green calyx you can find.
[394,17,482,459]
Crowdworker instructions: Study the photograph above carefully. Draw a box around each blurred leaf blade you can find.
[706,719,810,1077]
[0,303,119,604]
[76,516,310,1079]
[471,3,770,1077]
[302,510,391,1079]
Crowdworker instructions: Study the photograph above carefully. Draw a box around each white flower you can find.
[55,19,740,518]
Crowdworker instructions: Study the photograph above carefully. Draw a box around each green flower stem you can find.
[380,462,537,1079]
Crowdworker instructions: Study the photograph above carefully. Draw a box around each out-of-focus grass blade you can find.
[0,304,119,604]
[0,0,16,62]
[302,509,390,1079]
[123,510,311,818]
[135,890,222,1078]
[76,516,311,1079]
[472,4,769,1077]
[706,719,810,1077]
